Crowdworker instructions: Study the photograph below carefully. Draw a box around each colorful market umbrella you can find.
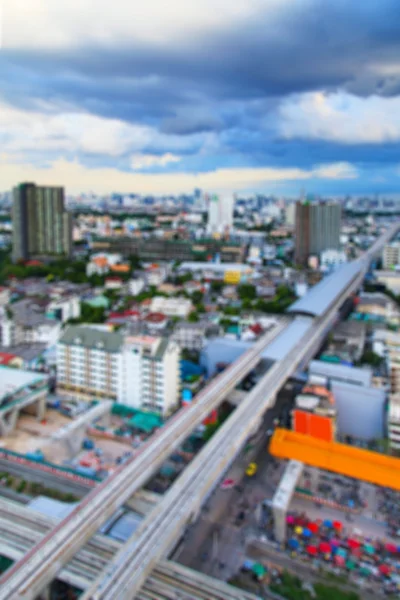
[360,566,371,577]
[379,564,391,576]
[346,559,356,570]
[252,563,266,578]
[288,539,299,550]
[308,522,319,534]
[319,542,331,554]
[330,539,340,548]
[307,545,318,556]
[323,519,333,528]
[333,520,343,531]
[286,515,295,524]
[364,544,375,555]
[351,548,362,558]
[303,528,312,538]
[348,539,361,549]
[295,526,303,535]
[337,548,347,557]
[385,543,397,554]
[335,555,345,567]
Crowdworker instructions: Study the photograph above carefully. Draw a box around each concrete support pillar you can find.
[271,460,304,545]
[273,504,287,544]
[37,396,46,421]
[0,409,18,436]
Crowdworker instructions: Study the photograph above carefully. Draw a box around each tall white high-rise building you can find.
[57,326,181,416]
[207,193,234,234]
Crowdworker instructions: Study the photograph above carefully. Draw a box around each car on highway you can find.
[246,462,257,477]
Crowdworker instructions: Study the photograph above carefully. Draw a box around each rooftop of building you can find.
[144,312,168,324]
[0,343,47,362]
[358,292,393,307]
[0,352,19,365]
[59,325,124,353]
[8,299,59,328]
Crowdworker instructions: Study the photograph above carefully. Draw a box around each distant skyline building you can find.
[12,182,72,262]
[207,193,234,234]
[285,202,296,227]
[295,200,341,265]
[383,242,400,269]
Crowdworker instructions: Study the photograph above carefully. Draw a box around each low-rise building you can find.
[150,296,193,318]
[374,270,400,295]
[320,249,348,271]
[1,299,62,348]
[144,265,168,287]
[172,321,211,351]
[57,326,180,416]
[105,276,124,290]
[129,277,145,296]
[86,253,125,277]
[355,292,400,326]
[256,279,276,298]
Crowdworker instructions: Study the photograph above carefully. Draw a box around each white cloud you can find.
[0,100,210,160]
[4,0,288,49]
[0,157,358,195]
[278,92,400,144]
[130,153,181,170]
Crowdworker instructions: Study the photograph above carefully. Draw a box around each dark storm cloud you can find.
[2,0,400,178]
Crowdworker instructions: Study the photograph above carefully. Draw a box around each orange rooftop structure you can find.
[270,428,400,491]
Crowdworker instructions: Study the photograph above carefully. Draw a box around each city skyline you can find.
[1,2,400,195]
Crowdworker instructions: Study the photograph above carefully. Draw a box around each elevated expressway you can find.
[0,222,398,600]
[0,498,258,600]
[0,320,287,599]
[81,272,365,600]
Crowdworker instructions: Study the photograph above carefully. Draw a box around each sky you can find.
[1,1,400,196]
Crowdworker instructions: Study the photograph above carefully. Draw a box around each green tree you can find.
[238,284,256,300]
[191,290,204,304]
[360,350,383,367]
[210,280,224,293]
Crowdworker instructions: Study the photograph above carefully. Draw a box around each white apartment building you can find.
[388,394,400,451]
[150,296,193,318]
[383,242,400,269]
[57,326,180,416]
[372,329,400,393]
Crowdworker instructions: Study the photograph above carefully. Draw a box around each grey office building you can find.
[12,183,72,262]
[295,201,341,265]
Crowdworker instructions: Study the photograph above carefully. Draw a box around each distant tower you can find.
[295,200,341,265]
[12,182,72,262]
[207,193,234,234]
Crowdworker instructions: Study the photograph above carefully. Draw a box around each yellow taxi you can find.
[246,462,257,477]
